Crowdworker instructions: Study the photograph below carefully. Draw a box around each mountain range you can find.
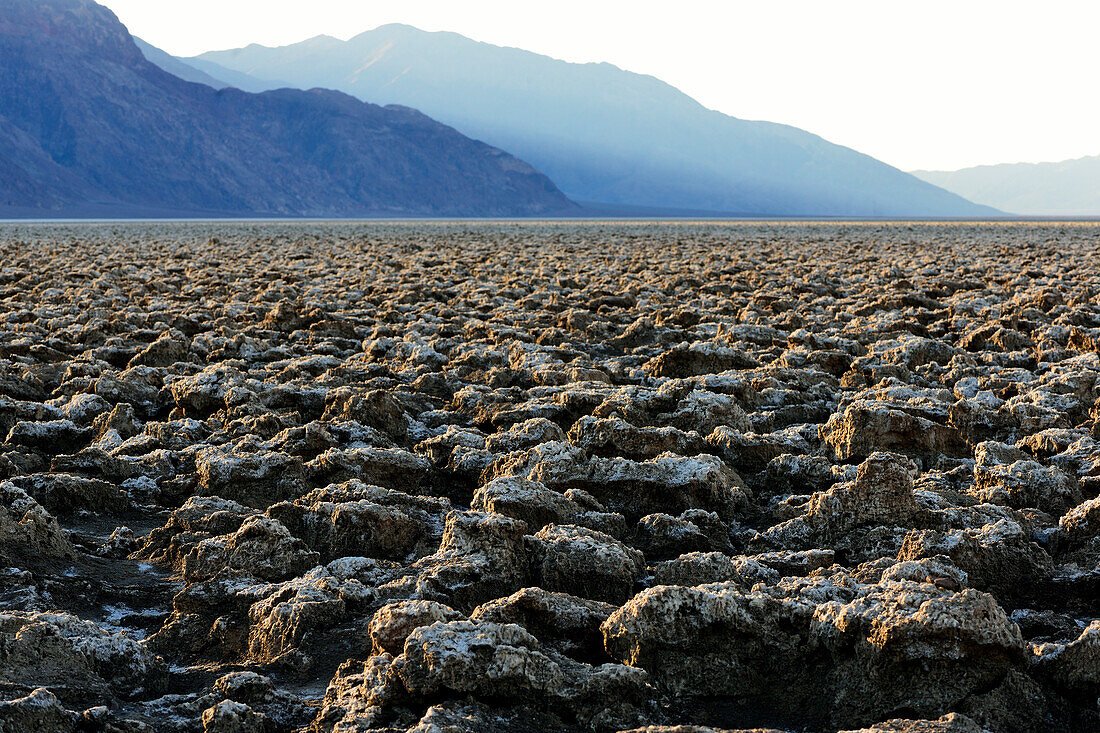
[1,0,1006,219]
[914,155,1100,217]
[0,0,573,218]
[132,38,279,93]
[170,25,995,218]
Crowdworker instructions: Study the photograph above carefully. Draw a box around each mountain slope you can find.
[136,40,293,94]
[133,37,230,89]
[914,156,1100,216]
[179,55,291,93]
[191,25,997,217]
[0,1,573,218]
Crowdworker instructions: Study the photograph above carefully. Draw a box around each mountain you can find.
[0,0,573,219]
[135,40,293,94]
[188,25,997,217]
[132,38,230,89]
[914,156,1100,216]
[180,56,291,93]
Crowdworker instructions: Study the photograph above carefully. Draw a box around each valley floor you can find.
[1,222,1098,732]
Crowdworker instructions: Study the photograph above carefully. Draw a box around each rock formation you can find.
[0,221,1098,731]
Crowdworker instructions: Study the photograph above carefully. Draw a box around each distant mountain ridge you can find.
[133,38,289,93]
[914,155,1100,216]
[0,0,573,218]
[181,24,998,217]
[132,38,228,89]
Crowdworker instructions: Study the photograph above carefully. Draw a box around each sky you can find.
[98,0,1100,172]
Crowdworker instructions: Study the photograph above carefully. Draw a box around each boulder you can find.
[267,484,439,562]
[760,453,923,548]
[1060,496,1100,546]
[603,567,1023,729]
[411,511,530,612]
[528,524,645,604]
[393,620,650,731]
[1032,619,1100,700]
[652,552,779,588]
[570,416,706,460]
[471,476,625,537]
[182,515,321,583]
[0,688,77,732]
[585,453,750,523]
[822,401,961,461]
[0,482,75,560]
[368,600,465,656]
[897,519,1052,598]
[0,611,168,708]
[471,587,616,663]
[972,449,1082,513]
[201,699,267,733]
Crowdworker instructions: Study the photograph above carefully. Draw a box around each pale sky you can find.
[98,0,1100,172]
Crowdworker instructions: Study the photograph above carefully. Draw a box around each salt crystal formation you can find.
[0,222,1098,732]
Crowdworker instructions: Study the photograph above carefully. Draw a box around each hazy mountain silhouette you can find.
[0,1,574,218]
[133,38,230,89]
[914,156,1100,216]
[134,38,290,93]
[185,24,998,217]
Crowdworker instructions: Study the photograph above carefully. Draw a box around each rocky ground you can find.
[0,221,1098,733]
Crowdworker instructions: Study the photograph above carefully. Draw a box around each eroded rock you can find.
[3,223,1099,732]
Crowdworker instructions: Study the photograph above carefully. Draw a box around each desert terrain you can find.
[1,221,1098,732]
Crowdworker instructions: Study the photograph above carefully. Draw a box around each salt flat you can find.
[1,222,1098,732]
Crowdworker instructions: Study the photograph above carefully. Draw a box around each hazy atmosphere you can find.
[99,0,1100,172]
[3,1,1100,731]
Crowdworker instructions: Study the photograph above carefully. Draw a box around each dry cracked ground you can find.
[1,221,1099,733]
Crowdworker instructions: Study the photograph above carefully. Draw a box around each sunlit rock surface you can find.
[0,222,1098,732]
